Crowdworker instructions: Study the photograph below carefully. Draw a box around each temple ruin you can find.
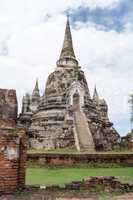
[18,17,120,151]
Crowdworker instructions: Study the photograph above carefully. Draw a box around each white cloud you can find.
[73,24,133,132]
[0,0,132,136]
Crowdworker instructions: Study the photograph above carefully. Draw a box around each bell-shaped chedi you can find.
[20,17,120,151]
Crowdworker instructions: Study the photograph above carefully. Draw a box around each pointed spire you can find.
[60,16,75,59]
[57,16,78,67]
[32,79,40,97]
[93,85,99,102]
[35,79,39,91]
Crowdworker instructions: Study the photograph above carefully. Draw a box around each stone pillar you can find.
[0,128,26,194]
[17,129,27,187]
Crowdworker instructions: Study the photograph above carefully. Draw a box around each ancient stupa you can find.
[19,17,120,151]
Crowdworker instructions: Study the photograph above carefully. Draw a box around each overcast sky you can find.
[0,0,133,136]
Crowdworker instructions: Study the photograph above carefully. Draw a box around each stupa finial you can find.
[93,85,99,101]
[57,15,78,67]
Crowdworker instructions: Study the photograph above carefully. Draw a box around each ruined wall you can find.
[28,153,133,167]
[0,129,26,194]
[0,88,27,194]
[46,176,133,192]
[0,89,17,128]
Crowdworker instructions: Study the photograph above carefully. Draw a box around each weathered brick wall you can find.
[28,153,133,167]
[17,130,27,186]
[0,129,26,194]
[0,88,27,194]
[0,89,17,129]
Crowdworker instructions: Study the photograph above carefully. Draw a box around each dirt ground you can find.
[1,190,133,200]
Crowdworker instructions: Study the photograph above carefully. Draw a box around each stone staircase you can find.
[74,110,95,152]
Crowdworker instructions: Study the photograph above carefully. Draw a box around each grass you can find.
[28,147,78,154]
[28,148,133,154]
[26,166,133,186]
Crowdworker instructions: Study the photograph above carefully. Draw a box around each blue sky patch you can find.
[67,0,133,32]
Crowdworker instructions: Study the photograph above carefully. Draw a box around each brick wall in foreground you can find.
[45,176,133,192]
[0,129,26,194]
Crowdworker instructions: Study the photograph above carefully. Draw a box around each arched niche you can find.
[73,90,80,110]
[68,82,85,110]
